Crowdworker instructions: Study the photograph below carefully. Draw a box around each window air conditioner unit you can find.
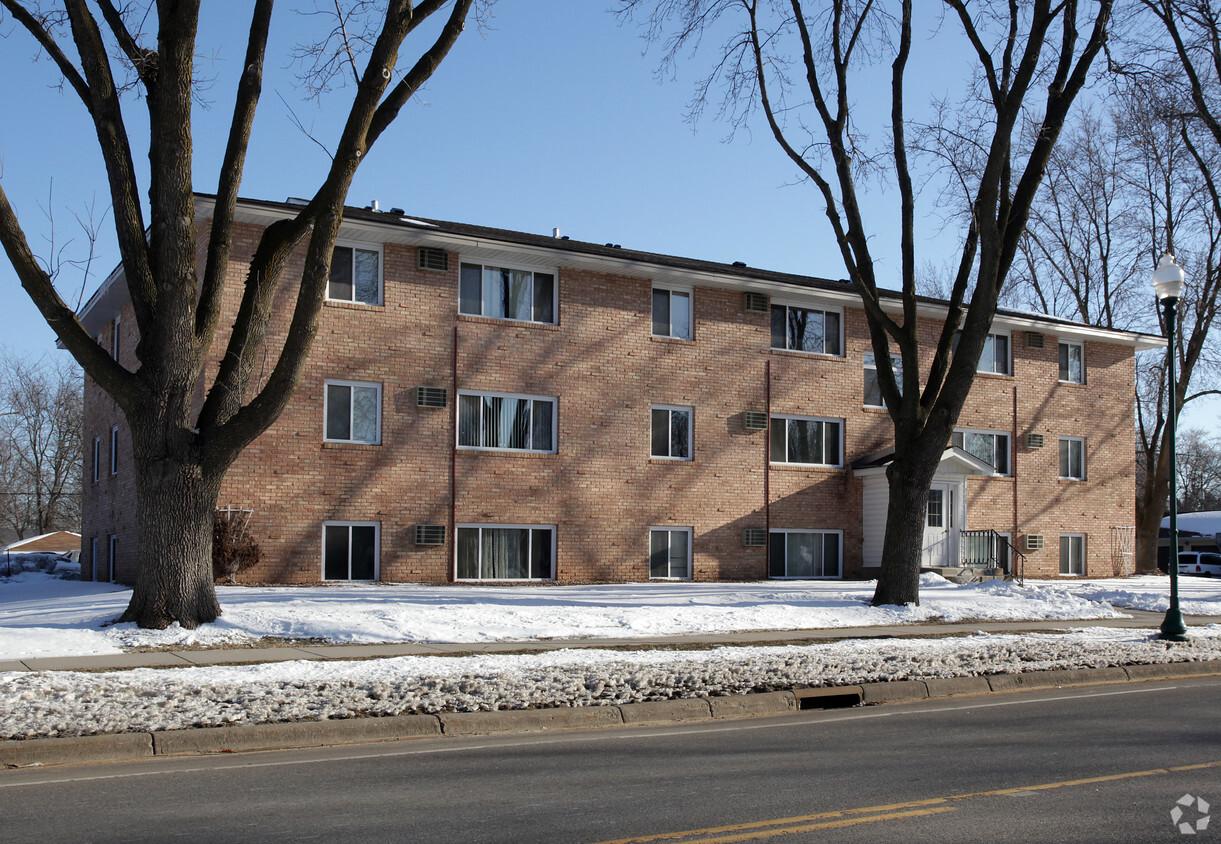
[1026,332,1045,349]
[1025,534,1045,551]
[743,292,769,313]
[418,247,449,271]
[415,524,446,546]
[742,527,767,547]
[416,386,448,408]
[743,411,768,431]
[1026,433,1045,449]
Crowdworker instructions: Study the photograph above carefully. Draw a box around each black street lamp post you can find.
[1154,253,1188,642]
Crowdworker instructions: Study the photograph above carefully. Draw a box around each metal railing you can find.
[960,529,1025,585]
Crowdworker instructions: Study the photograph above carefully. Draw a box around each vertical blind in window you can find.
[456,526,554,579]
[460,264,555,323]
[458,394,554,451]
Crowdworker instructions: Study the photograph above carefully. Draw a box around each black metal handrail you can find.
[960,529,1025,585]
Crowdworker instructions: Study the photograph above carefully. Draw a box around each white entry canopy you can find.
[850,445,996,478]
[853,445,996,568]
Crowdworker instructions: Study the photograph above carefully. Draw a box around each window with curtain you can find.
[459,263,556,324]
[324,381,381,444]
[768,530,841,578]
[771,305,841,355]
[1059,437,1085,480]
[769,416,842,466]
[328,245,381,305]
[456,525,554,580]
[651,406,692,460]
[457,392,555,452]
[1059,342,1084,383]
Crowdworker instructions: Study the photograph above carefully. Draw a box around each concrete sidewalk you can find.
[3,609,1219,674]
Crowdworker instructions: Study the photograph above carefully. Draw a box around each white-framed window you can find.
[111,315,121,361]
[324,380,381,444]
[456,524,554,580]
[91,436,100,483]
[90,537,99,583]
[958,331,1010,375]
[952,429,1011,475]
[863,352,903,408]
[649,527,692,579]
[1059,341,1085,384]
[459,262,556,324]
[770,415,842,466]
[1059,533,1085,576]
[323,521,379,581]
[979,332,1010,374]
[107,534,117,582]
[1059,436,1085,480]
[109,425,119,475]
[327,243,382,305]
[652,287,692,339]
[771,304,842,356]
[651,405,692,460]
[458,391,556,453]
[769,529,842,578]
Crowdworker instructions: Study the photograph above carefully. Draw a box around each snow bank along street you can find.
[2,627,1220,740]
[2,573,1220,741]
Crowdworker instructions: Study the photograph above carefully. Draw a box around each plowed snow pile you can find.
[2,626,1218,740]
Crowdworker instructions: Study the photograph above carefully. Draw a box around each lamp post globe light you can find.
[1154,253,1188,642]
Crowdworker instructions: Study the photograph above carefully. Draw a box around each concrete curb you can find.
[4,660,1221,770]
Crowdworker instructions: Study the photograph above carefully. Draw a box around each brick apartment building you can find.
[77,195,1161,585]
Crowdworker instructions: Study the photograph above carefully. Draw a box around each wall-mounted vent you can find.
[1025,534,1045,551]
[743,292,769,313]
[415,524,446,546]
[743,411,768,431]
[1026,432,1045,449]
[742,527,767,547]
[1026,332,1045,349]
[418,247,449,271]
[416,386,447,408]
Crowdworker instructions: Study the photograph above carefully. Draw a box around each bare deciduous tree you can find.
[622,0,1114,605]
[1175,427,1221,511]
[0,0,480,627]
[0,351,82,541]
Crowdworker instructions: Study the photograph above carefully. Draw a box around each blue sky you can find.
[1,2,1214,428]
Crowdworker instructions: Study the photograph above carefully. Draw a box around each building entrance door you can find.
[922,482,955,568]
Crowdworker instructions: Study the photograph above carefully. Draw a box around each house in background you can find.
[3,530,81,559]
[76,195,1162,586]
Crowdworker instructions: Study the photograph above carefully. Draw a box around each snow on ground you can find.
[2,626,1219,740]
[0,571,1168,661]
[1029,574,1221,615]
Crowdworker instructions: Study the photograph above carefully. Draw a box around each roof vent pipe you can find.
[553,227,561,238]
[371,200,380,212]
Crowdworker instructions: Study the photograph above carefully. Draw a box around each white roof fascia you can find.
[218,197,1164,350]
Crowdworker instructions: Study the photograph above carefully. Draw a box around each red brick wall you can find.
[82,217,1139,585]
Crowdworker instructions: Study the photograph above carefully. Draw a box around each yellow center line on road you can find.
[593,759,1221,844]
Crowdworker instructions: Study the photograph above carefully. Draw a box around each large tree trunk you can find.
[1135,426,1174,575]
[872,455,939,607]
[118,446,223,629]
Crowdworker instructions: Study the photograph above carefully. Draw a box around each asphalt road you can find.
[2,677,1219,843]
